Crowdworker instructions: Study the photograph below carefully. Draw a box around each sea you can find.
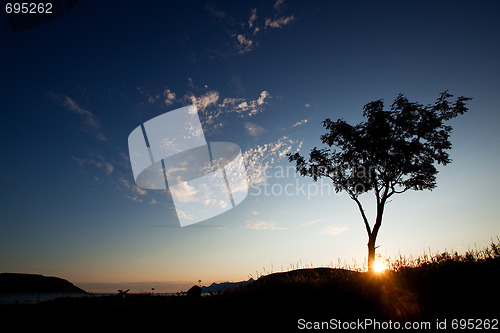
[0,292,181,305]
[0,293,108,305]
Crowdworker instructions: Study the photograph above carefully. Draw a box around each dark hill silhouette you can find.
[0,273,86,293]
[201,278,254,293]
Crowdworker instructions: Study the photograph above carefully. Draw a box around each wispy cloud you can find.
[52,93,107,141]
[139,87,177,107]
[219,90,270,117]
[323,225,349,235]
[118,177,147,196]
[246,220,287,230]
[62,95,100,128]
[73,156,114,175]
[303,219,321,226]
[291,119,308,128]
[244,122,266,136]
[273,0,285,10]
[185,89,271,132]
[137,81,271,133]
[51,92,163,205]
[205,3,226,19]
[265,15,295,29]
[243,135,303,186]
[213,1,296,56]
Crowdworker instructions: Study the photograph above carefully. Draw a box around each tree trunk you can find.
[367,233,377,272]
[367,201,384,272]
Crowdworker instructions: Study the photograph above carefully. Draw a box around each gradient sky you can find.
[1,0,499,293]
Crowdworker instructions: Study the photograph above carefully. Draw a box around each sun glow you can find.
[374,261,387,273]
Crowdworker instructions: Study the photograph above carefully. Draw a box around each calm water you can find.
[0,292,181,305]
[0,293,100,305]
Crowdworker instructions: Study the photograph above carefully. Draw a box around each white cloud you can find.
[257,90,269,105]
[246,220,287,230]
[165,166,187,174]
[170,180,199,203]
[251,210,259,216]
[186,90,220,111]
[194,90,270,132]
[248,8,257,28]
[223,1,295,55]
[176,208,194,221]
[244,122,266,136]
[243,135,303,186]
[163,89,176,106]
[292,119,308,128]
[141,87,177,107]
[220,90,270,117]
[143,85,269,132]
[235,34,254,54]
[201,198,228,209]
[323,225,349,235]
[305,103,311,108]
[265,15,295,29]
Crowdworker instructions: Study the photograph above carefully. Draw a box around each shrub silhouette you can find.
[187,285,202,297]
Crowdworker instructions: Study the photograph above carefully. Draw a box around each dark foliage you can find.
[288,92,471,271]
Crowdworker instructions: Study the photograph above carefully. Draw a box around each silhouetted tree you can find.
[288,91,471,272]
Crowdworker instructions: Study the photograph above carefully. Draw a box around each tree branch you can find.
[373,171,381,206]
[388,178,410,197]
[348,190,372,236]
[387,172,406,197]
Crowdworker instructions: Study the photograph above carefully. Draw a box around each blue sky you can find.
[1,0,499,292]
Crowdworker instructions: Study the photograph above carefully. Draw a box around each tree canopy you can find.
[288,91,471,271]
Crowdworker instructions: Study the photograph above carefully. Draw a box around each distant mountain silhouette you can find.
[0,273,86,293]
[201,278,254,293]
